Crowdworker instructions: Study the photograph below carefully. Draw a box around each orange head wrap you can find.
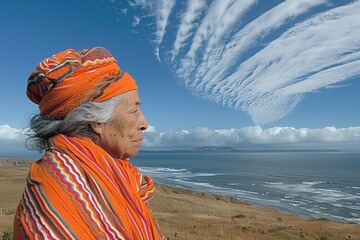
[27,47,138,119]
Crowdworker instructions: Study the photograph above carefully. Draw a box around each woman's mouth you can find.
[132,139,142,147]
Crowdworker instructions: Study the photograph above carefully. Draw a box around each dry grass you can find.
[0,159,29,234]
[151,185,360,240]
[1,159,359,239]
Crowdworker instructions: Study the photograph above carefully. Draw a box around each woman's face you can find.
[94,90,148,159]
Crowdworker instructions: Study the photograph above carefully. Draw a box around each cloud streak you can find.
[128,0,360,124]
[129,0,175,60]
[171,0,206,61]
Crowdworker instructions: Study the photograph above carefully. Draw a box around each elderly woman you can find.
[13,47,164,239]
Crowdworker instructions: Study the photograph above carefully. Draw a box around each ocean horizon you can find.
[132,151,360,224]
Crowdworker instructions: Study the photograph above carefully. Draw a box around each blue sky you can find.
[1,0,360,155]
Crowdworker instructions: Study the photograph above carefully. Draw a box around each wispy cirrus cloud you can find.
[127,0,360,125]
[129,0,175,60]
[170,0,207,61]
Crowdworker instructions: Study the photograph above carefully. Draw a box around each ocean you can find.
[132,152,360,224]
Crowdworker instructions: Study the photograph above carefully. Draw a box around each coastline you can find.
[1,158,359,239]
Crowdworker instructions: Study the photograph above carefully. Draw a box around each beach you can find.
[1,157,359,239]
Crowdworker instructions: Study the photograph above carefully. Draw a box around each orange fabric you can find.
[26,47,138,119]
[13,134,164,239]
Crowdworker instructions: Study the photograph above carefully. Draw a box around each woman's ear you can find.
[90,122,103,135]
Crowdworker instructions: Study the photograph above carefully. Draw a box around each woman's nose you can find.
[139,110,148,131]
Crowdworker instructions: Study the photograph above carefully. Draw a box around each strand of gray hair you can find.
[26,95,122,151]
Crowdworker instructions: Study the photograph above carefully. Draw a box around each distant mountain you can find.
[193,146,238,152]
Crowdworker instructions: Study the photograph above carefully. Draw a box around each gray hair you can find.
[26,95,122,151]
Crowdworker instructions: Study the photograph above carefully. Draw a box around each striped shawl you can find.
[13,134,164,239]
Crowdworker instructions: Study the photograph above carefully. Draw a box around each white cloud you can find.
[128,0,176,60]
[171,0,207,61]
[0,125,40,158]
[180,0,257,73]
[144,124,156,132]
[187,0,328,92]
[132,16,141,26]
[0,124,29,141]
[120,8,128,15]
[127,0,151,8]
[143,125,360,150]
[128,0,360,125]
[222,1,360,124]
[153,0,176,61]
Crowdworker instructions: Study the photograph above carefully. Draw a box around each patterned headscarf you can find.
[27,47,138,119]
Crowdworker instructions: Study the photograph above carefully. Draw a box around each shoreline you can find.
[154,182,357,224]
[144,177,360,225]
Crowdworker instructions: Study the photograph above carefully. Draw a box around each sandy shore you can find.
[1,158,359,239]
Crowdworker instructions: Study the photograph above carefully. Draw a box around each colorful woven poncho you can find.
[13,134,164,239]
